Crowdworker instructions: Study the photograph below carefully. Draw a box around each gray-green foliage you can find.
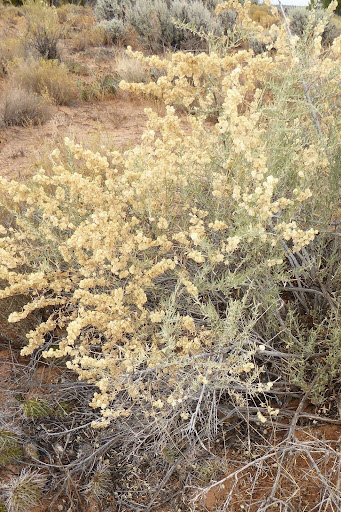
[127,0,164,50]
[171,0,221,48]
[289,7,341,46]
[218,7,238,34]
[154,0,175,47]
[94,0,134,22]
[94,0,227,50]
[289,7,310,36]
[283,237,341,404]
[97,18,127,43]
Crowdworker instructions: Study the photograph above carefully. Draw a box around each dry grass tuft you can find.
[9,58,78,106]
[0,87,50,127]
[114,50,150,83]
[70,26,110,51]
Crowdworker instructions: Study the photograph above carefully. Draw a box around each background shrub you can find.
[9,59,78,105]
[289,7,341,46]
[0,87,50,127]
[97,17,127,44]
[94,0,225,50]
[23,0,63,60]
[0,38,26,77]
[126,0,165,51]
[172,0,221,49]
[94,0,133,22]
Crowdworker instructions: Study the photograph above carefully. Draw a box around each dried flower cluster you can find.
[0,2,339,428]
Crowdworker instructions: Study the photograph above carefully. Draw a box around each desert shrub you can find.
[70,25,110,50]
[0,3,21,25]
[218,7,238,34]
[322,18,341,44]
[1,30,338,425]
[97,17,127,44]
[0,38,26,77]
[57,3,94,32]
[289,7,310,37]
[94,0,133,21]
[170,0,222,49]
[153,0,175,47]
[202,0,218,9]
[94,0,224,50]
[23,0,63,60]
[249,4,278,28]
[126,0,165,51]
[0,3,340,509]
[0,87,50,127]
[248,35,267,54]
[9,58,78,105]
[186,0,220,33]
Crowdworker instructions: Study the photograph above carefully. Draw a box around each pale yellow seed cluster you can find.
[0,3,337,425]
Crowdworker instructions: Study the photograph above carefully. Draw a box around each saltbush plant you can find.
[1,3,339,417]
[0,1,340,509]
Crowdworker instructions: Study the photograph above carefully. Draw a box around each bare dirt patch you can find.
[0,95,153,180]
[202,422,341,512]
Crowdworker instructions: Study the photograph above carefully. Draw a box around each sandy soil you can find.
[0,95,152,180]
